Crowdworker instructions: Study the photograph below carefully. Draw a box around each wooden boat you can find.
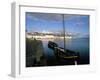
[48,41,80,62]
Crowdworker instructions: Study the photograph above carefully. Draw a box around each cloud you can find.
[26,12,63,22]
[26,12,89,23]
[26,13,73,22]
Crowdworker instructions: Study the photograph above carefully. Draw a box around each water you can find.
[42,38,89,65]
[65,38,89,64]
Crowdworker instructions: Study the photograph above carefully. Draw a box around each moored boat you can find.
[48,41,80,64]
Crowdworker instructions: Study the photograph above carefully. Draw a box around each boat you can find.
[48,41,80,62]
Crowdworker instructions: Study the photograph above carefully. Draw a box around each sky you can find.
[26,12,89,37]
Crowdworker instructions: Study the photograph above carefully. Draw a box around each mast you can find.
[62,14,66,50]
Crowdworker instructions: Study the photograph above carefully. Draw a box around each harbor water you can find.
[42,38,89,65]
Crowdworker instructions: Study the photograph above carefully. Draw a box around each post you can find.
[74,61,77,65]
[62,14,66,50]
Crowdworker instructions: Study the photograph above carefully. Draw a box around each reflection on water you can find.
[42,38,89,65]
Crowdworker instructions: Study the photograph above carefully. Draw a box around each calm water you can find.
[42,38,89,65]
